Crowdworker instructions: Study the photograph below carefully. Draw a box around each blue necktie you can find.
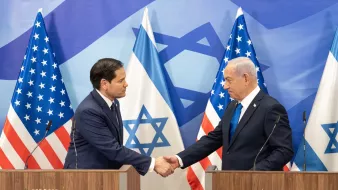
[229,103,243,142]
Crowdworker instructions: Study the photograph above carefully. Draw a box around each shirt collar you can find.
[239,85,260,109]
[96,89,113,109]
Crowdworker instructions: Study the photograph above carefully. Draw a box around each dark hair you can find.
[90,58,123,90]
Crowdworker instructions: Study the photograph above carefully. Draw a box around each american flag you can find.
[0,11,73,169]
[186,7,268,190]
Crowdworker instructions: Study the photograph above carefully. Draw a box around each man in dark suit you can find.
[164,57,293,171]
[64,58,173,176]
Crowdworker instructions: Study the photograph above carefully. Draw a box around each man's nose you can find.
[223,82,229,90]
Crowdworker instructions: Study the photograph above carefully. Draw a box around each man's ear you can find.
[100,79,107,90]
[243,73,250,83]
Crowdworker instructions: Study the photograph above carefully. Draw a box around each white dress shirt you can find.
[238,86,260,121]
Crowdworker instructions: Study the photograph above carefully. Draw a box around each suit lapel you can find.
[227,90,265,149]
[91,90,122,143]
[103,106,121,134]
[223,101,237,148]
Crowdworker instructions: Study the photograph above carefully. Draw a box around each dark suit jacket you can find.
[178,90,293,171]
[64,90,151,175]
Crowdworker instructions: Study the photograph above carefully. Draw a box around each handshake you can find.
[154,156,180,177]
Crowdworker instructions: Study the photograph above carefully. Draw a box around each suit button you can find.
[226,152,230,154]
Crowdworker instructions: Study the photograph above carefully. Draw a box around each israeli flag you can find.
[291,30,338,171]
[119,8,188,190]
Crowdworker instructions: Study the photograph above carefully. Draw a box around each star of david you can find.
[322,122,338,154]
[132,23,269,126]
[123,105,170,156]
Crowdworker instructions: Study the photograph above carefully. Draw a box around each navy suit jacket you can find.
[64,90,151,175]
[177,90,294,170]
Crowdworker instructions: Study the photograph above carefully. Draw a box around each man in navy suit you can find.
[64,58,173,176]
[165,57,293,171]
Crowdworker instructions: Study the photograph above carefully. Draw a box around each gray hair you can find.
[228,57,257,78]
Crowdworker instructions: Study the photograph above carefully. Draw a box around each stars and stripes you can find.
[186,7,267,190]
[0,11,73,169]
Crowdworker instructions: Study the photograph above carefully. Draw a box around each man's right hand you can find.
[163,156,180,169]
[154,157,174,177]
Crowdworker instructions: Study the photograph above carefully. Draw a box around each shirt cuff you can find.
[148,157,155,172]
[175,155,183,167]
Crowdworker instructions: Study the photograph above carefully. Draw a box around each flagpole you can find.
[303,111,307,171]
